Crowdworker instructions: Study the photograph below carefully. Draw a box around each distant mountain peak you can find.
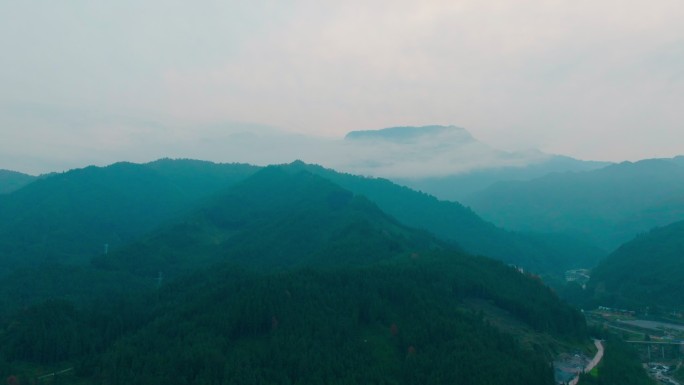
[338,125,551,178]
[345,125,473,143]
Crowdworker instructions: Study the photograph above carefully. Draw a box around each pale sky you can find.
[1,1,683,174]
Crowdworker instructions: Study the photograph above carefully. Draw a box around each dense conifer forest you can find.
[1,252,585,384]
[0,161,592,384]
[588,219,684,310]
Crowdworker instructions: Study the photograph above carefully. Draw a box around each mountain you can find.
[671,155,684,167]
[0,169,36,194]
[587,219,684,310]
[464,158,684,249]
[0,166,587,384]
[0,159,258,273]
[292,162,605,274]
[341,125,550,178]
[341,126,608,197]
[345,125,476,142]
[0,159,604,278]
[395,155,610,202]
[93,166,442,277]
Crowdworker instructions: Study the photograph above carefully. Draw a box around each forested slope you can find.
[0,169,36,194]
[0,160,258,272]
[0,164,588,384]
[93,167,443,277]
[1,253,585,385]
[297,162,604,273]
[588,219,684,310]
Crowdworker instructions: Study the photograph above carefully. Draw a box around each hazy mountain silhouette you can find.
[396,155,610,202]
[0,169,36,194]
[342,126,608,196]
[464,158,684,249]
[342,125,545,178]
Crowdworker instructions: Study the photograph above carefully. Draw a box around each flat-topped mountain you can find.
[346,125,476,143]
[340,125,539,178]
[341,125,609,199]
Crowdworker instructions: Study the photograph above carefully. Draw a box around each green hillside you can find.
[296,162,605,274]
[93,166,443,277]
[0,160,604,278]
[588,219,684,310]
[0,163,589,384]
[0,265,153,322]
[0,169,36,194]
[0,160,258,273]
[92,254,580,385]
[1,254,585,385]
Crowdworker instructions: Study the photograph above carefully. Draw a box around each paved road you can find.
[585,340,604,372]
[568,340,604,385]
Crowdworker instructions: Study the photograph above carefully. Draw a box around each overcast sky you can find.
[1,1,683,174]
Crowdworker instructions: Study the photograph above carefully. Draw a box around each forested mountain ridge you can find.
[0,169,36,194]
[465,158,684,249]
[0,159,258,273]
[0,164,588,384]
[93,166,443,277]
[290,162,605,274]
[587,219,684,310]
[0,159,603,279]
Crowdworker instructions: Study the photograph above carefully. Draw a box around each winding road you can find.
[568,339,604,385]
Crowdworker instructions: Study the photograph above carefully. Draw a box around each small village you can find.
[560,267,684,385]
[586,307,684,385]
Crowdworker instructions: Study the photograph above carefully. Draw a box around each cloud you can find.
[1,1,683,172]
[0,101,546,178]
[150,1,684,156]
